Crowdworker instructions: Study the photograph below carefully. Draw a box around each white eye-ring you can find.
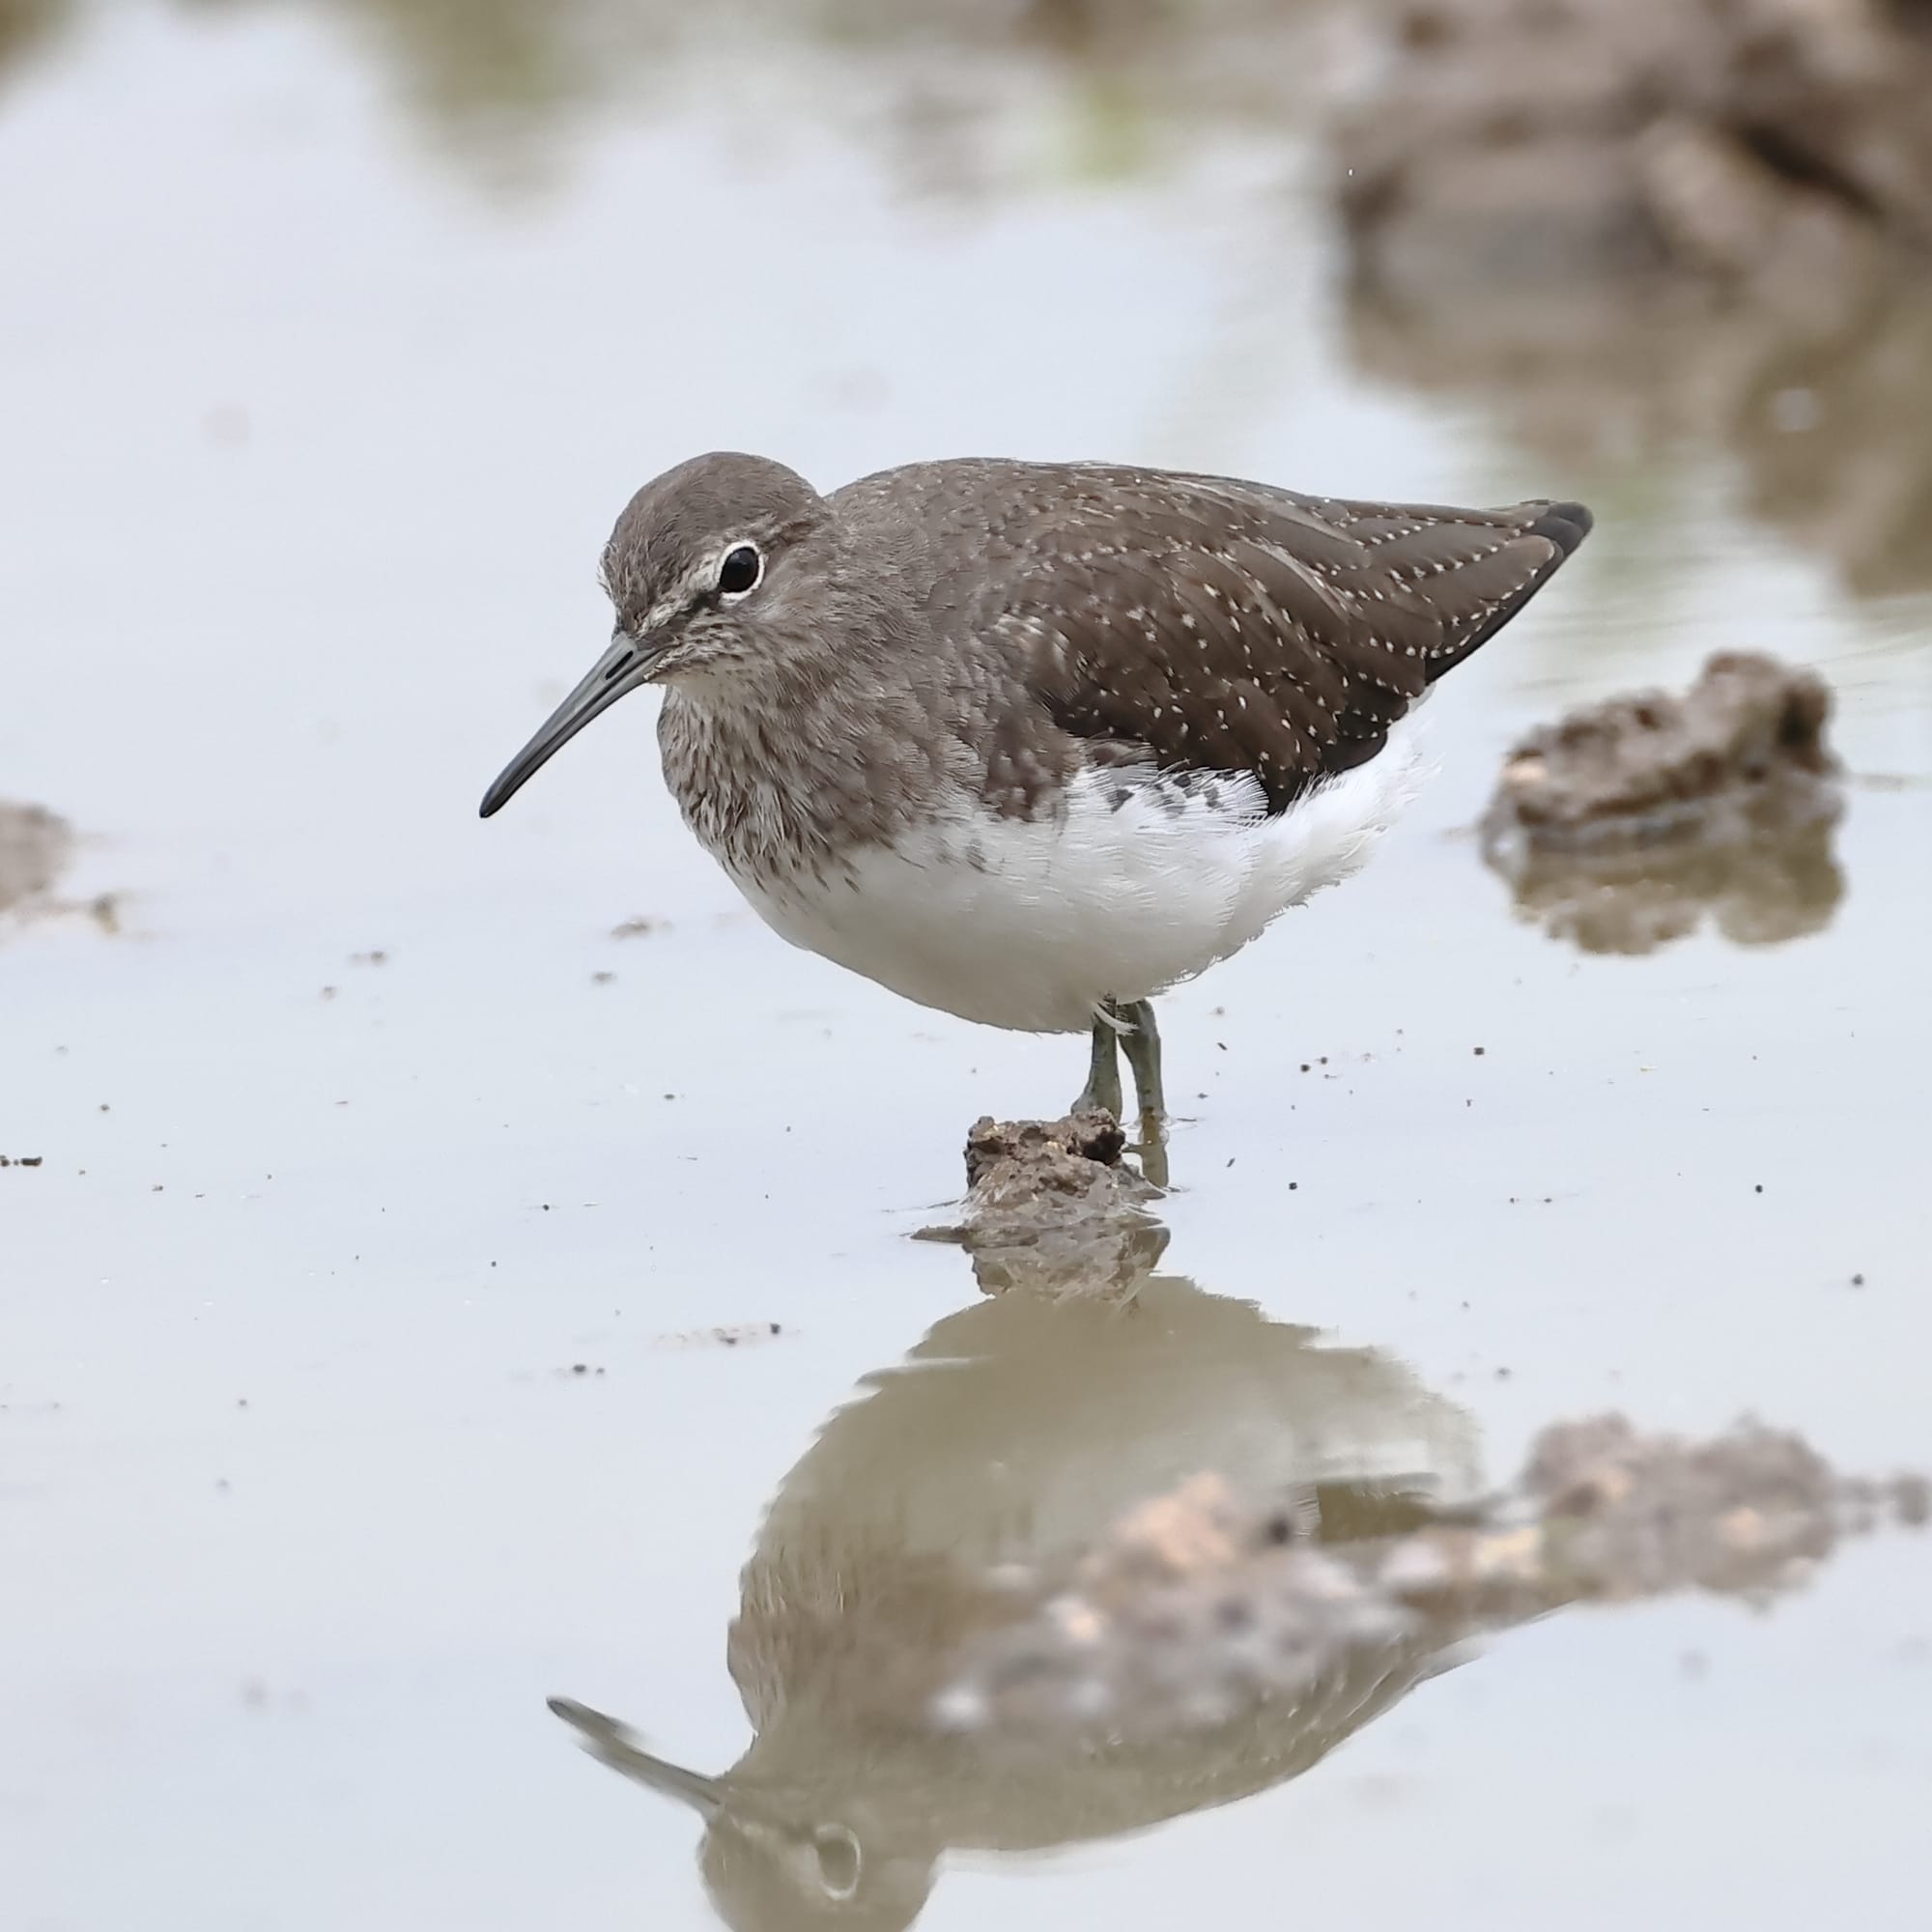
[717,541,763,600]
[811,1825,862,1900]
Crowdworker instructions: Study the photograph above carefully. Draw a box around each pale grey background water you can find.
[3,6,1929,1929]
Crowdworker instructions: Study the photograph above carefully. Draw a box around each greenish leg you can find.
[1117,998,1169,1188]
[1071,1007,1123,1120]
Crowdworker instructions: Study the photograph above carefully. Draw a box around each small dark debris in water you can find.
[320,985,338,1000]
[1755,1183,1764,1194]
[1852,1273,1866,1287]
[611,916,665,938]
[1482,654,1846,955]
[1473,1045,1486,1056]
[652,1322,786,1350]
[349,949,388,966]
[571,1363,587,1376]
[2,1155,45,1167]
[591,971,615,984]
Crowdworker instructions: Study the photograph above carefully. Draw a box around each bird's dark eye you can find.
[718,545,761,596]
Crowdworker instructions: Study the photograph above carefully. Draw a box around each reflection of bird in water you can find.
[553,1275,1482,1932]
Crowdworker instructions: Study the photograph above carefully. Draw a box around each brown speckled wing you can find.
[930,465,1590,816]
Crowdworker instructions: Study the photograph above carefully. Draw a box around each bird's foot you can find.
[1116,999,1169,1188]
[1130,1120,1170,1190]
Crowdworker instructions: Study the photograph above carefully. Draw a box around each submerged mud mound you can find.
[1481,653,1846,952]
[936,1414,1928,1743]
[1495,821,1845,953]
[923,1110,1167,1298]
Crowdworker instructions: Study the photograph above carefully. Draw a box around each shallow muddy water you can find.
[3,5,1930,1929]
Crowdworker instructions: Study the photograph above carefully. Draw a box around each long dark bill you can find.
[479,634,653,818]
[546,1697,724,1816]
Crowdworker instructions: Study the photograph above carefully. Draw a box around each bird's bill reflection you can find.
[548,1696,725,1818]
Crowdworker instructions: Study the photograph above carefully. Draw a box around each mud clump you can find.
[1485,652,1840,851]
[936,1412,1924,1744]
[922,1111,1166,1298]
[0,802,74,918]
[0,801,121,934]
[1481,653,1846,952]
[1522,1414,1861,1597]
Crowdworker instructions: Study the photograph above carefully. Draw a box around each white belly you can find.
[727,718,1430,1035]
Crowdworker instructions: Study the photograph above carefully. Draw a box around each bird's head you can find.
[545,1697,935,1932]
[479,451,832,818]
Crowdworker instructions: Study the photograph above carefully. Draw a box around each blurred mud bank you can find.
[0,0,1338,185]
[1339,0,1932,297]
[1336,0,1932,595]
[1480,652,1847,953]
